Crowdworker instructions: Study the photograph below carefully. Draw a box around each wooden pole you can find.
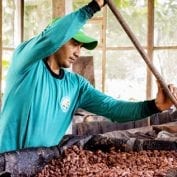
[106,0,177,108]
[15,0,24,45]
[102,7,107,92]
[21,0,24,42]
[52,0,65,18]
[147,0,154,100]
[147,0,154,126]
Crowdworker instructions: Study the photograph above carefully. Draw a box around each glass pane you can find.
[2,50,13,93]
[154,0,177,46]
[24,0,52,40]
[107,0,147,47]
[151,50,177,98]
[153,50,177,84]
[2,0,15,48]
[105,50,147,100]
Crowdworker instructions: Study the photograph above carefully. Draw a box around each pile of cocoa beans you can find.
[36,145,177,177]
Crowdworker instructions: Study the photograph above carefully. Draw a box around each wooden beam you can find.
[14,0,24,45]
[146,0,154,100]
[52,0,72,18]
[21,0,24,42]
[52,0,65,18]
[147,0,154,126]
[102,7,107,92]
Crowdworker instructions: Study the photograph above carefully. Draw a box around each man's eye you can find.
[74,42,80,46]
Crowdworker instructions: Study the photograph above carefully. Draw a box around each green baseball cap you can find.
[73,30,98,50]
[49,18,98,50]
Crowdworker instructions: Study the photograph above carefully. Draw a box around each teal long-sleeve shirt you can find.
[0,2,160,153]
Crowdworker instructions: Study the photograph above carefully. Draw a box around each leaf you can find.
[2,59,10,68]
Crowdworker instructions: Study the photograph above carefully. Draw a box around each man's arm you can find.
[78,79,177,122]
[77,78,160,122]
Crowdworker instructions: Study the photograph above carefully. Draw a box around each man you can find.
[0,0,176,153]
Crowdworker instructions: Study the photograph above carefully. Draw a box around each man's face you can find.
[54,39,83,68]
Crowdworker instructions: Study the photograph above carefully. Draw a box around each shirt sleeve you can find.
[78,78,161,122]
[11,1,100,73]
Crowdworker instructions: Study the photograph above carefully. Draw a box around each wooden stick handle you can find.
[106,0,177,108]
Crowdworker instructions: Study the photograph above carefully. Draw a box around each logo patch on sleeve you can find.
[60,96,71,112]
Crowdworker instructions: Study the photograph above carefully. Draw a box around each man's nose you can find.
[74,46,81,58]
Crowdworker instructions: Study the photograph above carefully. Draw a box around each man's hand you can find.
[95,0,107,8]
[155,82,177,111]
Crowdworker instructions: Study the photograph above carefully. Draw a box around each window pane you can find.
[2,50,13,93]
[2,0,15,48]
[154,50,177,84]
[107,0,147,47]
[105,50,147,100]
[151,50,177,97]
[24,0,52,40]
[154,0,177,46]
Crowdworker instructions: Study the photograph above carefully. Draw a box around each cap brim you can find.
[73,31,98,50]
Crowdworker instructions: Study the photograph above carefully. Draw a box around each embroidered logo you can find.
[60,96,71,112]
